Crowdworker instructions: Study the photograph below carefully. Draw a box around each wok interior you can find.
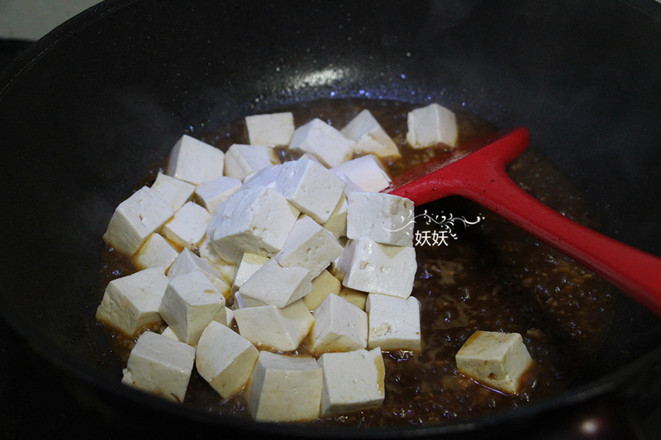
[1,0,660,434]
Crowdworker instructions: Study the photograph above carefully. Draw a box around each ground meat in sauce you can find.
[95,98,614,427]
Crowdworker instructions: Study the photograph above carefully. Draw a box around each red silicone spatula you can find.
[386,126,661,317]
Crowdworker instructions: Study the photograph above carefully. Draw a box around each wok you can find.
[1,0,660,438]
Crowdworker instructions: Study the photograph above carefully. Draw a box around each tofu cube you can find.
[159,270,227,345]
[338,287,368,311]
[238,258,312,308]
[103,186,174,255]
[455,330,534,395]
[275,158,346,223]
[197,237,238,285]
[194,176,242,215]
[133,233,179,272]
[289,118,355,168]
[121,331,195,403]
[166,134,225,184]
[245,112,295,146]
[233,300,314,352]
[231,252,270,294]
[95,268,168,336]
[309,294,368,355]
[207,186,300,263]
[321,194,348,239]
[346,192,414,247]
[247,351,323,422]
[317,348,385,417]
[162,201,210,249]
[150,172,196,211]
[195,321,259,398]
[275,216,344,278]
[224,144,280,182]
[303,270,341,311]
[241,164,282,190]
[167,248,230,298]
[331,155,391,193]
[341,109,400,158]
[406,103,458,149]
[336,238,416,299]
[366,293,421,351]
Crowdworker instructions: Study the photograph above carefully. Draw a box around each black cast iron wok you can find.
[1,0,660,438]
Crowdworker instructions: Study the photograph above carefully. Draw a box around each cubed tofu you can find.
[133,233,179,272]
[317,348,385,417]
[336,238,416,299]
[241,164,282,190]
[341,109,400,158]
[159,270,227,345]
[195,321,259,399]
[455,330,534,395]
[366,293,421,351]
[224,144,280,182]
[167,248,230,298]
[406,103,458,149]
[96,268,168,336]
[275,158,346,223]
[162,201,210,250]
[245,112,295,146]
[231,252,270,294]
[337,286,368,311]
[289,118,355,168]
[194,176,242,215]
[121,331,195,403]
[321,194,348,239]
[166,134,225,184]
[330,155,391,193]
[150,172,196,211]
[303,270,342,311]
[103,186,174,255]
[197,237,238,286]
[233,300,314,352]
[309,294,368,355]
[207,186,300,263]
[247,351,323,422]
[346,192,414,247]
[238,258,312,308]
[275,216,344,278]
[160,326,180,341]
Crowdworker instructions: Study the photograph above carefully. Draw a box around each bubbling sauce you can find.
[96,98,614,427]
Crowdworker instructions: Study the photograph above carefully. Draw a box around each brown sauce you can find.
[96,98,614,427]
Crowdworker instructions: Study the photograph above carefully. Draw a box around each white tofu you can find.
[162,201,210,250]
[121,331,195,403]
[303,270,341,311]
[455,330,534,395]
[241,164,282,190]
[103,186,174,255]
[160,326,180,341]
[194,176,242,215]
[289,118,355,168]
[233,291,267,309]
[321,194,348,239]
[95,268,168,336]
[346,192,414,247]
[195,321,259,399]
[133,233,179,272]
[159,270,227,345]
[317,348,385,417]
[247,351,323,422]
[338,287,368,311]
[150,172,196,211]
[336,238,416,299]
[406,103,458,149]
[197,237,238,285]
[275,216,344,278]
[309,294,368,355]
[245,112,295,146]
[366,293,421,351]
[238,258,312,308]
[167,248,230,298]
[233,300,314,352]
[341,109,400,158]
[207,186,300,263]
[231,252,270,294]
[274,158,346,223]
[224,144,280,182]
[331,155,391,193]
[166,134,225,184]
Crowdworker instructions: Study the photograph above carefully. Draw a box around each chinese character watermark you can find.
[413,210,483,246]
